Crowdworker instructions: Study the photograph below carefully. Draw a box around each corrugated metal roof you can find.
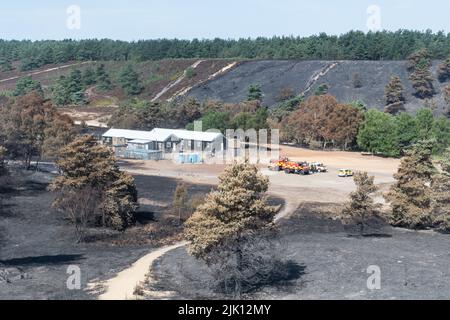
[103,128,223,142]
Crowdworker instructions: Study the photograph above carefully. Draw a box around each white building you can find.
[102,128,226,160]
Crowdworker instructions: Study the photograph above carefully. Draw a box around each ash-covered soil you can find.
[0,170,212,300]
[187,59,449,115]
[149,205,450,300]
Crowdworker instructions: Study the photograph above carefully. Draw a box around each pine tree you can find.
[247,84,263,101]
[341,172,380,235]
[409,66,435,99]
[384,75,406,114]
[314,83,329,96]
[50,135,138,237]
[185,162,277,297]
[96,64,112,91]
[13,77,43,97]
[386,140,436,229]
[431,149,450,231]
[118,64,143,95]
[407,49,431,72]
[83,68,97,86]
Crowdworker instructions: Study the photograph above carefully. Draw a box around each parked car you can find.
[310,162,328,173]
[338,169,354,177]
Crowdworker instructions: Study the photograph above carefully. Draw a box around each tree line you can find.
[3,30,450,72]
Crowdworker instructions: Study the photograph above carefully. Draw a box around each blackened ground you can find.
[0,171,213,300]
[187,59,449,115]
[149,204,450,300]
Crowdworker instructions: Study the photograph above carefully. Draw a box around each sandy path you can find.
[0,61,91,83]
[92,241,187,300]
[151,60,204,102]
[93,148,399,300]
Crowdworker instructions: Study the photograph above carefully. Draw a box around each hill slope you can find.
[1,59,449,115]
[186,60,449,114]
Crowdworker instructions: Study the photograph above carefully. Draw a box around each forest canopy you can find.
[2,30,450,71]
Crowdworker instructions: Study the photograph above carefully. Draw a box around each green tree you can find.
[247,84,262,101]
[118,64,143,95]
[185,162,277,298]
[96,64,112,91]
[357,109,399,157]
[0,59,12,72]
[314,83,329,96]
[83,68,97,86]
[416,108,435,140]
[386,140,436,229]
[394,112,419,151]
[431,117,450,154]
[187,111,231,133]
[13,77,43,97]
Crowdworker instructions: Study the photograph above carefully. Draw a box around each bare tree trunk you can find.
[234,246,242,299]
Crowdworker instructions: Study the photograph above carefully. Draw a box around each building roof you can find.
[129,139,152,144]
[103,128,223,143]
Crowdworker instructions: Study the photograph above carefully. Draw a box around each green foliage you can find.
[357,108,449,157]
[52,69,87,106]
[0,58,12,71]
[95,64,112,91]
[357,110,400,157]
[13,77,43,97]
[431,117,450,154]
[118,64,143,95]
[314,83,329,96]
[187,111,231,133]
[5,31,450,70]
[394,112,419,150]
[247,84,262,101]
[231,108,269,131]
[416,108,435,139]
[185,66,197,79]
[82,68,97,86]
[349,100,367,112]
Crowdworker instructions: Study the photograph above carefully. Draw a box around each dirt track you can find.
[121,146,400,207]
